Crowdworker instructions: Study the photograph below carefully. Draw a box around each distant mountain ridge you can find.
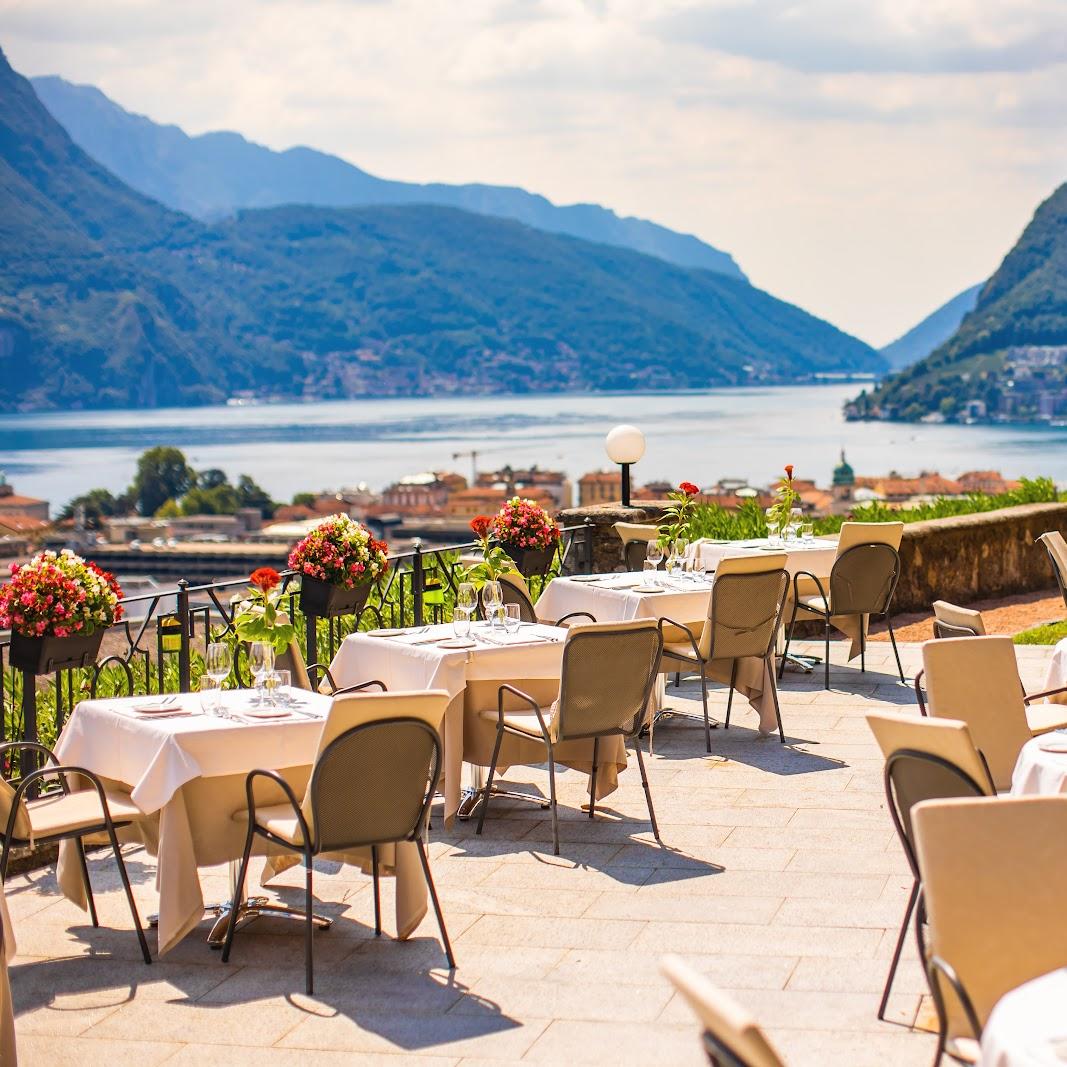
[854,182,1067,422]
[31,74,747,281]
[879,283,983,370]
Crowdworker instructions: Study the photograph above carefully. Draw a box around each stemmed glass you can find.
[482,581,504,628]
[205,641,232,715]
[249,641,275,705]
[457,582,477,615]
[671,538,688,578]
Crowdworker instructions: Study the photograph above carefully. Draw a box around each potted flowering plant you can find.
[657,481,701,551]
[493,496,561,577]
[0,550,123,673]
[230,567,296,653]
[289,514,390,617]
[462,514,514,585]
[766,465,800,537]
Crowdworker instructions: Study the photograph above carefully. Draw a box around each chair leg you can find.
[633,739,660,841]
[588,737,599,820]
[860,621,866,673]
[887,615,906,683]
[768,656,785,743]
[824,619,831,690]
[415,837,455,969]
[700,664,712,753]
[724,660,738,730]
[304,853,314,995]
[475,725,504,837]
[547,744,560,856]
[878,879,919,1021]
[371,845,381,937]
[103,822,152,965]
[778,602,799,680]
[221,821,255,964]
[74,838,99,927]
[674,671,681,688]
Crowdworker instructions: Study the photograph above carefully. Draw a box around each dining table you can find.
[979,967,1067,1066]
[1011,733,1067,797]
[327,620,629,826]
[1037,638,1067,705]
[53,688,427,955]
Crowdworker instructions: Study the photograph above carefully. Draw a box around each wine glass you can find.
[482,581,503,628]
[205,641,231,715]
[456,582,477,614]
[249,641,275,705]
[671,539,688,577]
[645,541,663,571]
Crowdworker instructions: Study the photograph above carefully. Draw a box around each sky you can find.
[2,0,1065,347]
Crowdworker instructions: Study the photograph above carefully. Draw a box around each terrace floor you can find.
[6,639,1056,1067]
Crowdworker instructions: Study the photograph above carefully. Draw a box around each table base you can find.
[206,895,333,948]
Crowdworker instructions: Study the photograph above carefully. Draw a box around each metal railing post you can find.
[177,579,192,693]
[412,539,425,626]
[583,518,595,574]
[305,610,318,675]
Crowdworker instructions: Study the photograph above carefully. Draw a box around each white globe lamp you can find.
[605,425,646,507]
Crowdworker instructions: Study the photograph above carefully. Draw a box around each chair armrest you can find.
[0,741,68,794]
[914,669,927,715]
[497,683,550,739]
[244,768,312,851]
[332,678,388,697]
[554,611,595,627]
[658,616,702,660]
[1023,684,1067,705]
[927,954,983,1042]
[792,570,829,615]
[306,662,339,693]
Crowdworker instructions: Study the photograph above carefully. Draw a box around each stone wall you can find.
[558,501,1067,614]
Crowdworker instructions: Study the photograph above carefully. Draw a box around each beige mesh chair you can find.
[865,713,994,1022]
[922,636,1067,790]
[0,893,13,1067]
[0,741,151,964]
[660,555,789,749]
[932,601,986,639]
[661,955,787,1067]
[1037,530,1067,611]
[614,521,660,571]
[498,572,595,627]
[913,795,1067,1065]
[476,620,662,855]
[222,690,453,993]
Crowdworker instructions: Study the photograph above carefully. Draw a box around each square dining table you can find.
[327,621,630,826]
[53,689,427,955]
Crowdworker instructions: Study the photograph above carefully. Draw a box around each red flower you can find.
[250,567,281,592]
[784,465,794,480]
[679,481,700,496]
[470,515,494,540]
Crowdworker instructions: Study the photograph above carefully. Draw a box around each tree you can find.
[131,447,194,517]
[291,492,316,507]
[181,484,239,515]
[58,487,131,527]
[197,468,229,490]
[236,474,276,517]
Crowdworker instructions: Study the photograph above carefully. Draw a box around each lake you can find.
[3,385,1067,510]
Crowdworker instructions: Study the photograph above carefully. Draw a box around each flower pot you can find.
[298,576,372,618]
[9,629,105,674]
[503,545,556,578]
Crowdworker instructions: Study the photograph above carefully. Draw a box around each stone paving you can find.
[5,639,1056,1066]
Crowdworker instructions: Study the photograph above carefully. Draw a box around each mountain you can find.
[853,183,1067,422]
[31,74,747,281]
[0,48,882,413]
[879,283,982,370]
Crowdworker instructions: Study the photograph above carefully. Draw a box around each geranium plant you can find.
[0,550,123,638]
[767,465,800,534]
[462,514,513,585]
[657,481,701,549]
[494,496,561,553]
[288,514,390,589]
[230,567,295,653]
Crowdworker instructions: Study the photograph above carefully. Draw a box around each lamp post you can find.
[605,425,646,508]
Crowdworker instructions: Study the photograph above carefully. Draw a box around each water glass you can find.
[272,668,292,706]
[767,522,782,548]
[249,641,275,704]
[784,522,798,544]
[199,676,220,715]
[453,605,472,638]
[801,523,815,543]
[643,559,658,582]
[504,604,521,634]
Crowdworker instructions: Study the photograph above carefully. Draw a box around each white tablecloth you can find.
[1039,639,1067,705]
[981,968,1067,1066]
[53,690,426,954]
[328,622,629,824]
[694,537,839,577]
[1011,735,1067,796]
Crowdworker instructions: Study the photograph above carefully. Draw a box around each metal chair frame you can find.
[221,716,454,993]
[0,741,152,964]
[497,575,595,628]
[779,543,906,690]
[878,749,988,1028]
[476,626,663,856]
[659,569,790,749]
[926,954,984,1067]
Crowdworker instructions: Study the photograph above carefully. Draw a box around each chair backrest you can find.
[699,554,788,661]
[499,573,538,624]
[0,778,31,841]
[615,521,659,570]
[922,636,1031,790]
[301,690,448,849]
[661,956,787,1067]
[555,620,662,741]
[913,795,1067,1039]
[1037,531,1067,608]
[836,520,904,554]
[276,639,313,691]
[827,542,901,616]
[931,600,986,639]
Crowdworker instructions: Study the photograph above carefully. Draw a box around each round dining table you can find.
[980,968,1067,1066]
[1010,733,1067,796]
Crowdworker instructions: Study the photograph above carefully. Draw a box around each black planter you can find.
[10,629,105,674]
[299,575,372,618]
[503,544,556,578]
